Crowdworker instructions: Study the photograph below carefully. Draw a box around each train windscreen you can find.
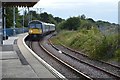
[29,24,35,28]
[29,22,42,29]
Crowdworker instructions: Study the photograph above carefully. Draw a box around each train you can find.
[28,20,55,40]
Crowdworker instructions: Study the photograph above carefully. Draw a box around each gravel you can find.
[25,34,118,79]
[55,45,120,77]
[27,41,81,78]
[41,35,116,79]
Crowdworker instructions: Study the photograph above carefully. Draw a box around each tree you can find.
[6,7,13,28]
[29,10,38,20]
[80,21,92,30]
[96,20,111,26]
[54,17,63,23]
[81,14,86,20]
[60,17,81,30]
[40,12,49,22]
[6,7,22,28]
[15,8,22,28]
[87,18,95,23]
[40,12,58,24]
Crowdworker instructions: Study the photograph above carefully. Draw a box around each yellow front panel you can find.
[29,28,42,34]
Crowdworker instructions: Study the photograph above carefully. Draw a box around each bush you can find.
[115,49,120,61]
[51,28,120,61]
[58,17,80,30]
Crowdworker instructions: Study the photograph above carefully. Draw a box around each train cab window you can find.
[36,24,42,29]
[29,24,35,28]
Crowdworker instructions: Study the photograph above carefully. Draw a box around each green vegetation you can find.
[51,29,120,61]
[5,8,64,28]
[51,15,120,61]
[6,7,21,28]
[5,8,120,61]
[58,15,95,30]
[58,17,80,30]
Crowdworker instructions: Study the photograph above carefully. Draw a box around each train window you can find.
[29,24,35,28]
[36,24,42,29]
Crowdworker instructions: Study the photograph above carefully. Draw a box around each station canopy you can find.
[1,0,40,7]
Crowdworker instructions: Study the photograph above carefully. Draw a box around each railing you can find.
[3,27,28,36]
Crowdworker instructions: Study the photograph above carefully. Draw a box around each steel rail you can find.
[60,42,120,69]
[39,41,93,80]
[49,39,120,79]
[24,40,66,79]
[49,34,120,69]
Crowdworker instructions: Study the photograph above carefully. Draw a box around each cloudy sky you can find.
[33,0,119,23]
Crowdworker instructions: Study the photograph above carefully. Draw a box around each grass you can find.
[51,28,120,61]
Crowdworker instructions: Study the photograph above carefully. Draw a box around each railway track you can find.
[42,35,120,79]
[26,39,92,79]
[60,43,120,69]
[48,38,120,79]
[39,42,93,80]
[49,33,120,69]
[25,34,120,79]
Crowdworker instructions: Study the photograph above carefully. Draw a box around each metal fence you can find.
[3,28,28,36]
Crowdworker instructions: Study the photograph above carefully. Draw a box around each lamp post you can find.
[22,8,24,33]
[0,1,2,45]
[13,7,16,36]
[3,7,6,39]
[28,7,30,23]
[19,8,25,33]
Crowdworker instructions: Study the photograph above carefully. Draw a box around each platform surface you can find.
[1,33,56,79]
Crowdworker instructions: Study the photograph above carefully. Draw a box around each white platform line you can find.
[22,34,66,79]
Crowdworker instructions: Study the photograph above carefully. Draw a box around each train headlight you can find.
[39,29,42,33]
[29,30,33,33]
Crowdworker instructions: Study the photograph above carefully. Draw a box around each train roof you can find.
[29,20,55,26]
[29,20,41,23]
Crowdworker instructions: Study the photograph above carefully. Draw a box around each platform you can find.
[1,33,56,79]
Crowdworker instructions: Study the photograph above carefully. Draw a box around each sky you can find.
[32,0,119,24]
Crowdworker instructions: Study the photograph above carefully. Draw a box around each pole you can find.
[38,8,44,20]
[28,7,30,24]
[13,7,16,36]
[3,7,6,40]
[0,1,2,79]
[30,12,32,21]
[23,8,24,33]
[0,1,2,45]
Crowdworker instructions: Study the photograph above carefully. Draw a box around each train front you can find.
[28,21,43,40]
